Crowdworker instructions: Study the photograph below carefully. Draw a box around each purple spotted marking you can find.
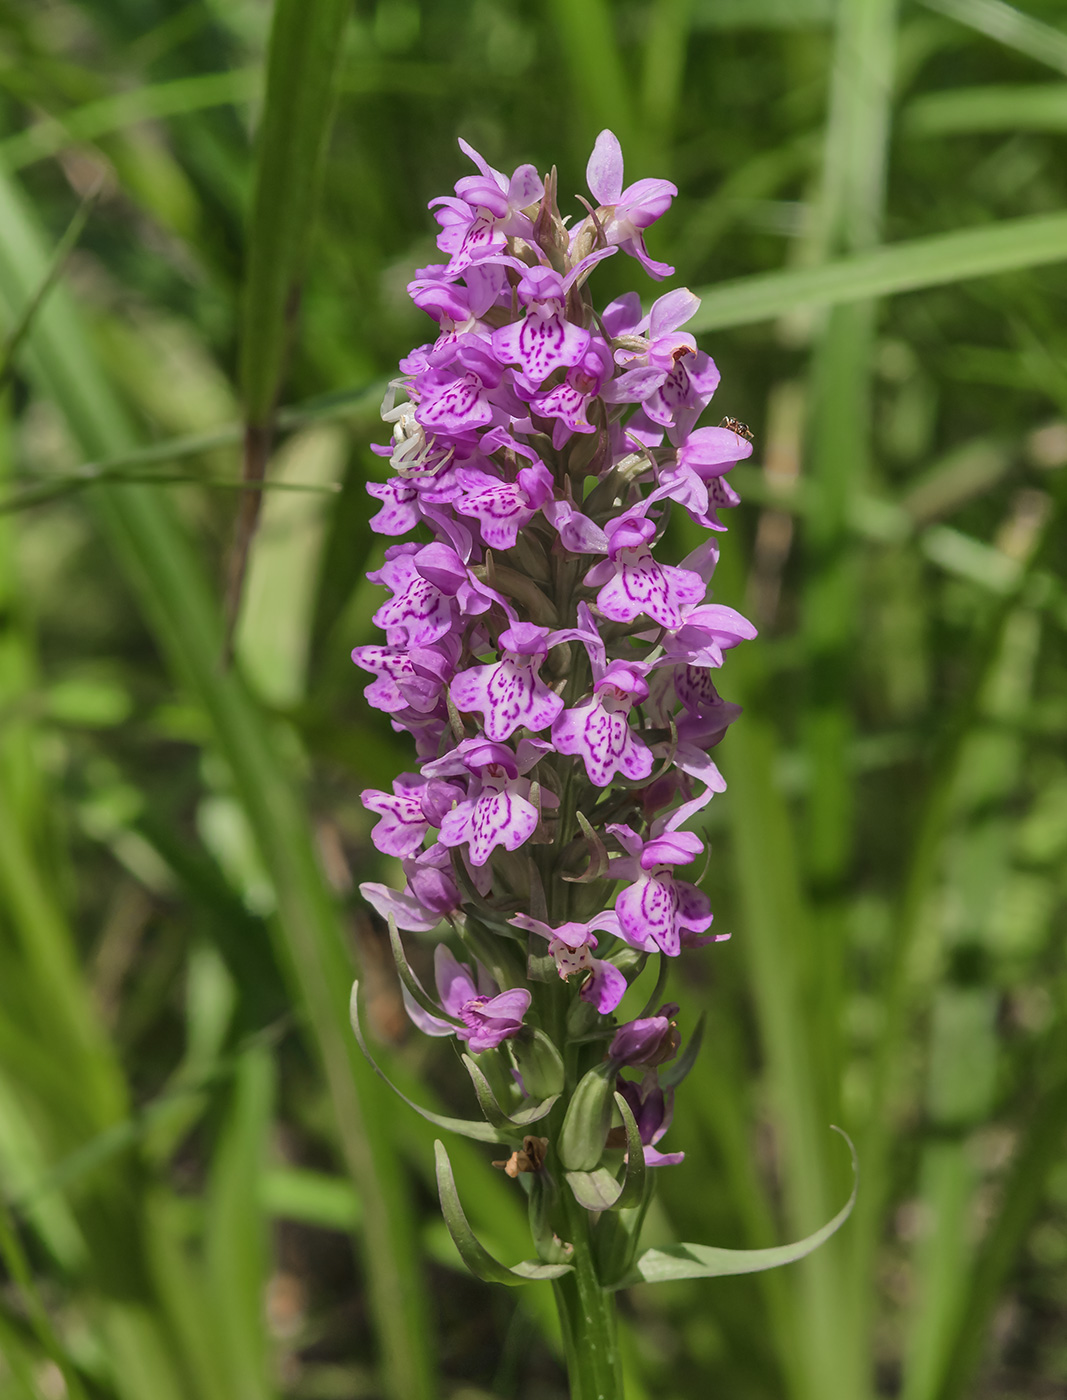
[450,623,562,741]
[585,515,705,630]
[370,549,455,648]
[551,660,654,787]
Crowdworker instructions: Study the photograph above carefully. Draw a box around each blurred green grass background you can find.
[1,0,1066,1396]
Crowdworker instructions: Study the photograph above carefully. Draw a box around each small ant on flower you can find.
[719,416,754,442]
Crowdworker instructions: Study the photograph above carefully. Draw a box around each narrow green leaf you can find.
[640,0,693,148]
[0,181,101,390]
[921,525,1021,594]
[0,1307,40,1398]
[260,1167,361,1231]
[688,212,1067,332]
[937,1046,1067,1400]
[433,1140,573,1284]
[387,917,463,1027]
[461,1054,560,1130]
[205,1045,276,1400]
[627,1130,857,1284]
[544,0,640,164]
[659,1011,705,1090]
[0,70,260,172]
[509,1027,565,1100]
[905,83,1067,136]
[461,1053,511,1129]
[612,1092,647,1213]
[0,1196,88,1400]
[558,1063,616,1171]
[918,0,1067,77]
[0,472,338,516]
[229,0,352,644]
[0,379,381,515]
[240,2,349,425]
[349,983,507,1143]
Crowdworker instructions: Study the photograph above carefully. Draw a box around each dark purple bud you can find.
[609,1005,681,1067]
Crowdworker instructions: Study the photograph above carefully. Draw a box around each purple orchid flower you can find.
[491,254,614,387]
[355,137,757,1219]
[584,513,706,630]
[659,603,758,671]
[360,843,463,933]
[430,139,543,277]
[361,773,463,860]
[552,659,655,788]
[415,335,522,438]
[584,130,677,280]
[608,823,715,957]
[449,622,564,740]
[428,738,557,867]
[510,912,628,1014]
[367,476,422,535]
[369,545,458,648]
[528,337,615,448]
[542,497,609,554]
[606,290,722,444]
[351,641,457,717]
[614,1072,684,1166]
[451,458,554,550]
[413,541,515,621]
[404,944,531,1051]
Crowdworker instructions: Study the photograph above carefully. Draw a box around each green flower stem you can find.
[552,1184,622,1400]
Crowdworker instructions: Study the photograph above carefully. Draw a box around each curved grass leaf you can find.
[612,1091,647,1211]
[659,1011,705,1090]
[0,1197,88,1400]
[0,380,381,515]
[229,0,352,644]
[905,84,1067,137]
[240,2,349,426]
[460,1054,559,1130]
[689,211,1067,332]
[461,1053,511,1130]
[0,181,101,391]
[349,983,506,1144]
[564,1092,646,1214]
[624,1128,858,1285]
[636,953,669,1020]
[433,1140,573,1284]
[0,71,260,173]
[919,0,1067,76]
[387,916,463,1027]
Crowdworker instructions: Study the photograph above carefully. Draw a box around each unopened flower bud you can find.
[609,1005,681,1067]
[559,1063,616,1171]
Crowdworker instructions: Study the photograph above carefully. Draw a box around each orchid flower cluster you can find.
[351,131,758,1303]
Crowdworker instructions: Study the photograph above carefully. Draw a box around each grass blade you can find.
[205,1046,276,1400]
[936,1031,1067,1400]
[0,71,260,172]
[0,180,101,390]
[229,0,352,648]
[544,0,642,165]
[688,211,1067,331]
[919,0,1067,76]
[904,83,1067,135]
